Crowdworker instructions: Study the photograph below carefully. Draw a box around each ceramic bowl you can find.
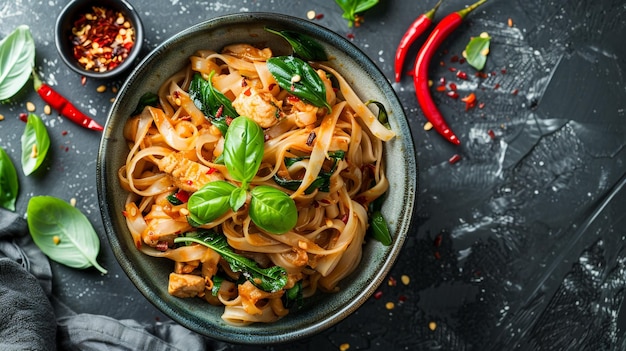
[97,12,417,344]
[55,0,144,79]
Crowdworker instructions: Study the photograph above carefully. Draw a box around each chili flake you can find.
[71,6,136,73]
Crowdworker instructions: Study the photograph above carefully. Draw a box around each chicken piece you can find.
[168,273,206,298]
[157,151,223,192]
[222,43,272,62]
[232,86,283,128]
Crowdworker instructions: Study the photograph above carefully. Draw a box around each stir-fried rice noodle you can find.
[118,43,394,325]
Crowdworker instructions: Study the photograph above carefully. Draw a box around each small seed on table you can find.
[26,101,36,112]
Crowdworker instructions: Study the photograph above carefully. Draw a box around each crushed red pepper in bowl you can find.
[55,0,144,79]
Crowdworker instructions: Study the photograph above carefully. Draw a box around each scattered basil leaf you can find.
[26,195,107,274]
[223,116,264,186]
[365,100,391,129]
[131,92,159,116]
[0,25,36,103]
[464,32,491,71]
[189,72,238,135]
[21,113,50,176]
[249,185,298,234]
[264,27,328,61]
[267,56,331,111]
[187,181,237,225]
[175,230,287,292]
[335,0,379,27]
[0,146,18,211]
[369,210,392,246]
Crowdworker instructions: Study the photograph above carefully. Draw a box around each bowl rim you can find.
[97,11,417,344]
[54,0,144,79]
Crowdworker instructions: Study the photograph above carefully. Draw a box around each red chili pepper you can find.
[32,73,103,131]
[413,0,487,145]
[394,0,443,82]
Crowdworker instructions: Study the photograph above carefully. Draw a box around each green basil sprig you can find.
[189,72,238,136]
[21,113,50,176]
[187,181,237,225]
[187,117,298,234]
[264,27,328,61]
[0,25,36,103]
[0,146,19,211]
[223,116,264,187]
[27,196,107,274]
[335,0,379,27]
[249,186,298,234]
[175,230,287,293]
[266,56,331,111]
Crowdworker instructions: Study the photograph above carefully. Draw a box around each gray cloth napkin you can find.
[0,208,225,351]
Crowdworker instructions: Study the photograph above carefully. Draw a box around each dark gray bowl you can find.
[97,12,417,344]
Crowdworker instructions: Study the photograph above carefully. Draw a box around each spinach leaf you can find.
[274,150,345,193]
[0,146,18,211]
[131,92,159,116]
[223,116,264,186]
[249,185,298,234]
[210,275,225,296]
[365,100,390,129]
[464,32,491,71]
[21,113,50,176]
[368,210,392,246]
[266,56,331,111]
[189,72,238,135]
[335,0,379,27]
[282,281,303,310]
[187,181,236,225]
[0,25,35,103]
[264,27,328,61]
[27,196,107,274]
[175,230,287,292]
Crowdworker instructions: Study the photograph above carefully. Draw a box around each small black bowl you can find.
[55,0,144,79]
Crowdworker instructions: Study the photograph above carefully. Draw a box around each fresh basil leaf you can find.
[131,92,159,116]
[249,185,297,234]
[368,210,392,246]
[464,32,491,71]
[229,187,247,212]
[264,27,328,61]
[166,192,183,206]
[365,100,391,129]
[26,195,107,273]
[335,0,379,27]
[0,25,35,103]
[21,113,50,176]
[266,56,331,111]
[187,181,237,225]
[189,72,238,135]
[0,146,18,211]
[223,116,265,186]
[175,230,288,292]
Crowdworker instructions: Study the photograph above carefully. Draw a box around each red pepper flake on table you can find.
[70,6,136,73]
